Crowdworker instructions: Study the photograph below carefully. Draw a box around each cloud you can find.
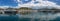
[17,0,60,9]
[0,6,9,8]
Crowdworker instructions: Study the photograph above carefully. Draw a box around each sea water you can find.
[0,12,60,21]
[0,15,19,21]
[17,12,60,21]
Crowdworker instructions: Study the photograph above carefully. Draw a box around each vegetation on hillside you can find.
[19,7,32,10]
[19,7,32,15]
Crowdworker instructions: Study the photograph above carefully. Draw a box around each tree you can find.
[19,7,32,10]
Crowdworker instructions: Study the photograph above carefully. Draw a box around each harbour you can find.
[0,7,60,21]
[0,0,60,21]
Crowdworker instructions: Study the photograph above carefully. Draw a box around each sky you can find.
[17,0,60,9]
[0,0,18,6]
[0,0,60,8]
[48,0,60,5]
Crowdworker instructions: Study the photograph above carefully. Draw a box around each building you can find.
[18,7,32,15]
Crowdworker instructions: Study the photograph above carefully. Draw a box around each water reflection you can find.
[18,11,60,21]
[0,11,60,21]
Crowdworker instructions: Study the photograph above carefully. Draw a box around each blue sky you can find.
[0,0,60,7]
[48,0,60,5]
[0,0,18,7]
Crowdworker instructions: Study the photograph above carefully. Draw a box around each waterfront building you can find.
[0,8,5,14]
[38,7,60,14]
[18,7,32,15]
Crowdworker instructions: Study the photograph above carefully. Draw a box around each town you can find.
[0,7,60,15]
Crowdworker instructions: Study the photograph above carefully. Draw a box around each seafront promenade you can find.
[0,9,60,14]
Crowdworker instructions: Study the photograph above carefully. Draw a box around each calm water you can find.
[0,12,60,21]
